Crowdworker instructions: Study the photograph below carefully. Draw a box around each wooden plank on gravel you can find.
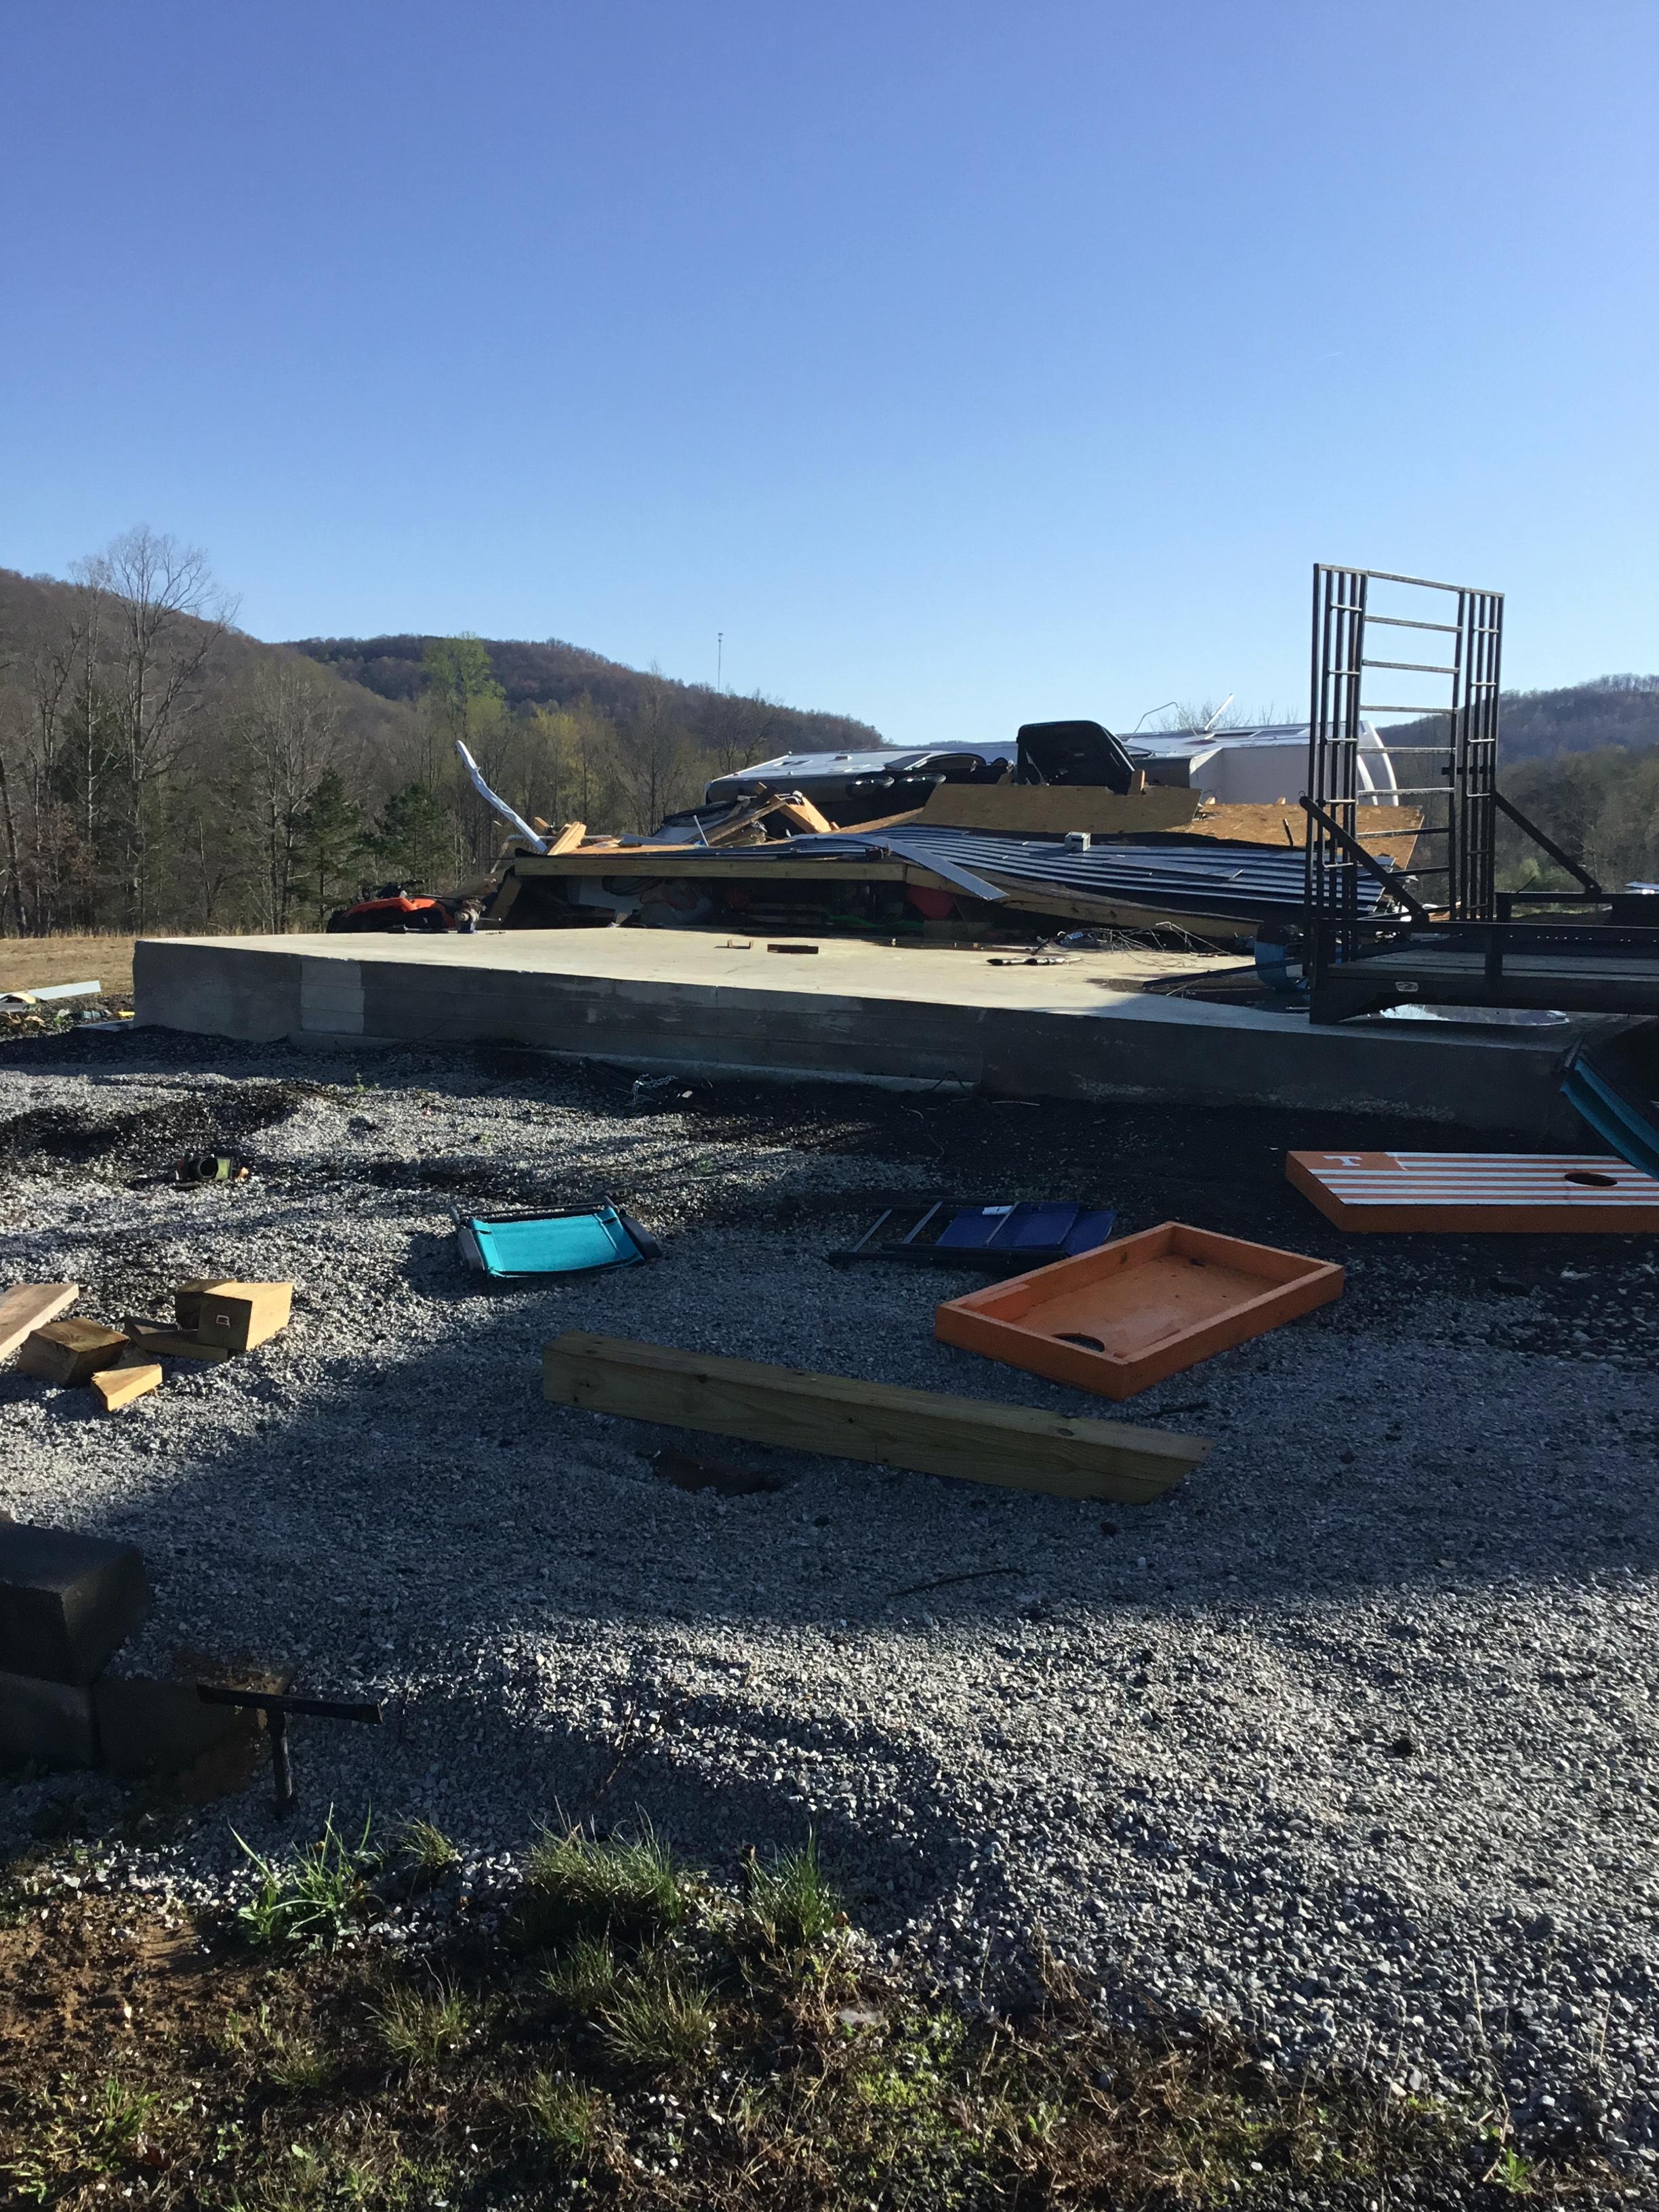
[542,1332,1208,1502]
[0,1284,78,1362]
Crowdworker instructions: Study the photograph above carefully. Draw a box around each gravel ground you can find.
[1,1026,1657,2169]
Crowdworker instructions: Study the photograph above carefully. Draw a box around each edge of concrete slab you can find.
[133,935,1596,1140]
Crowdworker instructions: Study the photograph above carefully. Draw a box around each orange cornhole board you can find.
[935,1222,1343,1401]
[1287,1151,1659,1233]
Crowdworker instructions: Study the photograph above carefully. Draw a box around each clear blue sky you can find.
[3,1,1654,745]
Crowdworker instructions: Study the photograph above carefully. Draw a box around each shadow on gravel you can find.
[4,1029,1657,1908]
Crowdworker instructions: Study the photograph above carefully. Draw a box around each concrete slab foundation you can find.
[135,930,1602,1141]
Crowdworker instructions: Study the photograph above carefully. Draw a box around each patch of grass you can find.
[1487,2139,1540,2193]
[234,1811,375,1954]
[388,1816,459,1883]
[1,1833,1621,2211]
[262,2028,335,2091]
[598,1960,718,2073]
[744,1831,844,1952]
[370,1982,474,2068]
[518,1819,690,1949]
[521,2071,606,2163]
[1,2076,167,2203]
[87,2076,163,2163]
[540,1930,619,2008]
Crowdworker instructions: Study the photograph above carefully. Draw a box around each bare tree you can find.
[617,671,695,832]
[232,659,344,930]
[73,527,238,928]
[698,688,792,777]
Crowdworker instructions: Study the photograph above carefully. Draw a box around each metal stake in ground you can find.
[196,1685,382,1814]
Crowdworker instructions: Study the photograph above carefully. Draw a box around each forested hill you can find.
[0,532,883,940]
[1382,677,1659,893]
[1381,676,1659,764]
[293,633,879,757]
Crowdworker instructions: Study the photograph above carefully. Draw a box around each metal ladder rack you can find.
[1304,563,1503,996]
[1302,562,1659,1025]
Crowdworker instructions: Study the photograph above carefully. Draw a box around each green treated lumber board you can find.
[542,1332,1208,1503]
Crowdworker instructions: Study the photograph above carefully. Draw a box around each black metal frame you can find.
[1305,565,1505,990]
[1294,566,1659,1021]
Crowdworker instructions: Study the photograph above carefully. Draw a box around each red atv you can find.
[325,885,482,934]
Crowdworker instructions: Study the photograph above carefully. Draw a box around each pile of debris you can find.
[329,722,1422,946]
[2,1277,291,1415]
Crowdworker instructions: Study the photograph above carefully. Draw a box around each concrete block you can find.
[0,1668,97,1768]
[93,1675,246,1775]
[0,1522,150,1684]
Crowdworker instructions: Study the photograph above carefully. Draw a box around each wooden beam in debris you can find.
[510,851,920,882]
[0,1284,79,1362]
[543,1332,1208,1503]
[917,786,1203,834]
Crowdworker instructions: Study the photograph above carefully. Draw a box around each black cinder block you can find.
[0,1522,150,1684]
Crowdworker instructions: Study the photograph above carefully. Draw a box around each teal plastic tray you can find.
[459,1205,647,1279]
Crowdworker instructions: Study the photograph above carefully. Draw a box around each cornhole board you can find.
[1286,1151,1659,1233]
[935,1222,1342,1401]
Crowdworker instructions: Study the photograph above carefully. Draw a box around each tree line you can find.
[0,530,868,937]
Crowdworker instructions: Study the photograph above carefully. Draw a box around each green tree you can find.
[423,636,506,755]
[372,781,454,890]
[298,771,367,924]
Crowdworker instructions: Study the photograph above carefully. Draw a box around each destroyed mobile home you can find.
[451,714,1426,950]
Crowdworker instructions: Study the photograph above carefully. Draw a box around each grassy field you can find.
[0,935,138,997]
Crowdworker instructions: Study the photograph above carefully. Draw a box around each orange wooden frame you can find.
[935,1221,1343,1401]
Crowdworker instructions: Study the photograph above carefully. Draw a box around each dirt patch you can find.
[0,1082,312,1180]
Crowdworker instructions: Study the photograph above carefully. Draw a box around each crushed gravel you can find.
[1,1025,1657,2169]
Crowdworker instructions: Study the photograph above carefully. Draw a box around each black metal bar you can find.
[198,1686,384,1723]
[1363,614,1460,634]
[269,1710,295,1813]
[1492,787,1603,897]
[1298,797,1429,921]
[198,1683,383,1816]
[1342,565,1505,595]
[841,1207,893,1259]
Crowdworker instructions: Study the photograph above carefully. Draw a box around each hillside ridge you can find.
[291,630,880,754]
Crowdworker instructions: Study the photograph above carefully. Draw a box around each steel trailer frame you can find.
[1301,564,1659,1023]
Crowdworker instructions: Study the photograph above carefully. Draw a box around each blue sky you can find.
[3,1,1654,745]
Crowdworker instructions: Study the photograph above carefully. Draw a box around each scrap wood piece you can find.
[544,820,588,855]
[543,1331,1208,1502]
[1286,1151,1659,1233]
[917,785,1202,836]
[0,1284,79,1362]
[92,1361,163,1412]
[122,1321,237,1364]
[174,1279,292,1350]
[767,794,836,835]
[17,1319,129,1386]
[831,805,926,833]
